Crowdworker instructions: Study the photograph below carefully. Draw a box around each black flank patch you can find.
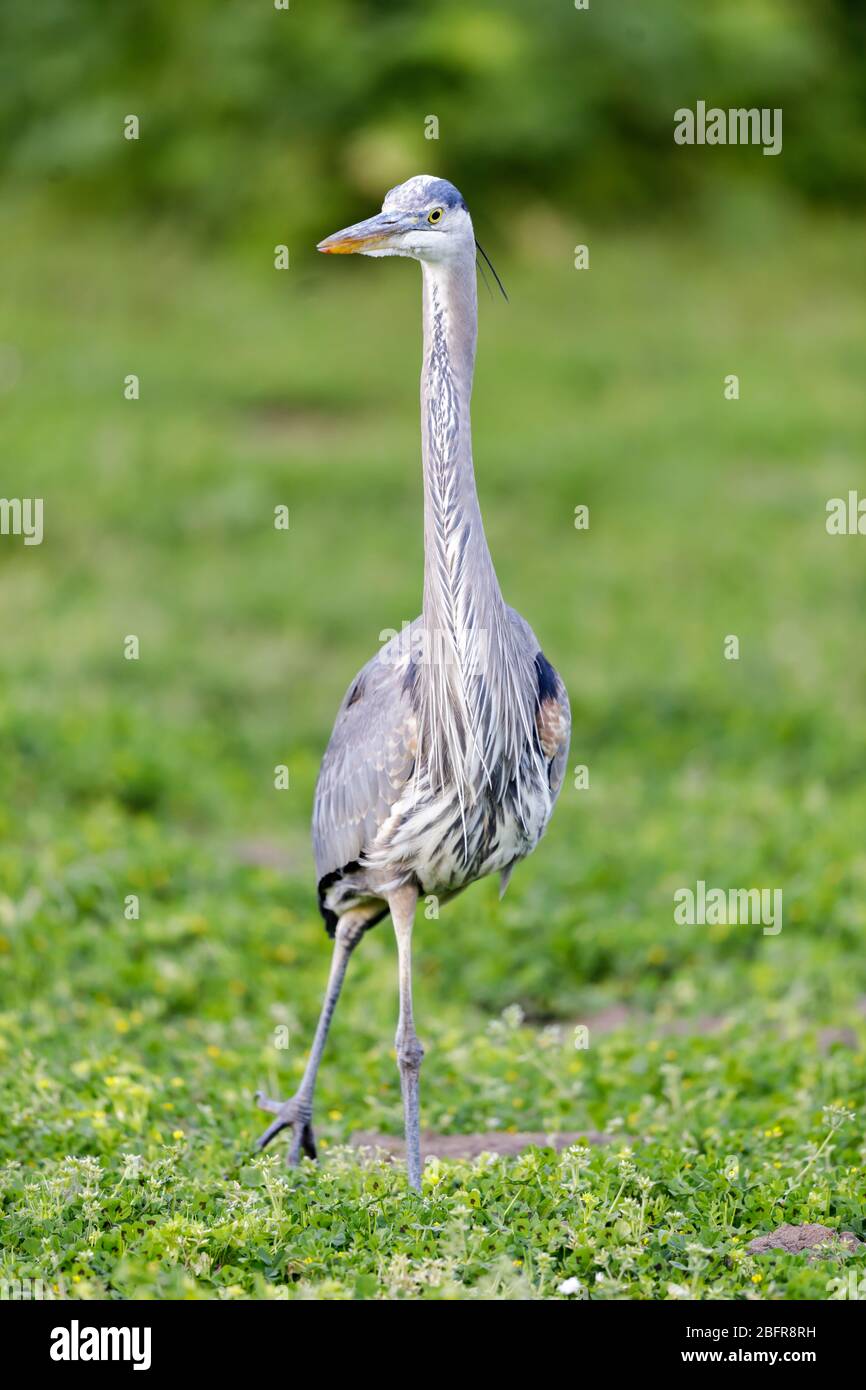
[317,861,390,937]
[317,861,360,936]
[534,651,558,703]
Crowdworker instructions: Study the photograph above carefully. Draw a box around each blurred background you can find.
[3,0,866,245]
[1,0,866,1277]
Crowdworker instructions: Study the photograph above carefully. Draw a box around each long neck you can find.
[420,256,504,667]
[416,255,513,801]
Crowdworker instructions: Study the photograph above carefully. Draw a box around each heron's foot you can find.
[254,1090,317,1163]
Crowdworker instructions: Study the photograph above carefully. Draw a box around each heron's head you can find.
[317,175,474,265]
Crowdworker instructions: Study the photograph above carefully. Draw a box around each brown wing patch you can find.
[536,696,569,762]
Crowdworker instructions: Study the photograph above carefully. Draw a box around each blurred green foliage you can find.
[2,0,865,247]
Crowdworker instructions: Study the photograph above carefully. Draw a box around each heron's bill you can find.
[317,232,381,255]
[317,212,397,255]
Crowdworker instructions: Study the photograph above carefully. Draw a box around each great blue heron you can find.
[255,175,570,1190]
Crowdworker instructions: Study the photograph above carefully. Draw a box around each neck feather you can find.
[416,256,522,803]
[420,257,502,637]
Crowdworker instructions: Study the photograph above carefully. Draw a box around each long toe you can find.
[256,1091,283,1115]
[257,1117,286,1150]
[253,1092,318,1159]
[254,1096,299,1150]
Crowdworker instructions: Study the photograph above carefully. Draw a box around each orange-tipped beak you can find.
[317,212,400,255]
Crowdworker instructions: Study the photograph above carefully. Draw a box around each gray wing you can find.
[312,629,418,884]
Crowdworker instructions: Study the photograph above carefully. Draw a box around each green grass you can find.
[1,197,865,1298]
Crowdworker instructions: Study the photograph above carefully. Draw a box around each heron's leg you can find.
[255,910,366,1163]
[388,884,424,1191]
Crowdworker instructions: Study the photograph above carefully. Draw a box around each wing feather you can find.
[312,631,418,883]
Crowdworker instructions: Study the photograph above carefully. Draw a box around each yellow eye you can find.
[428,208,443,224]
